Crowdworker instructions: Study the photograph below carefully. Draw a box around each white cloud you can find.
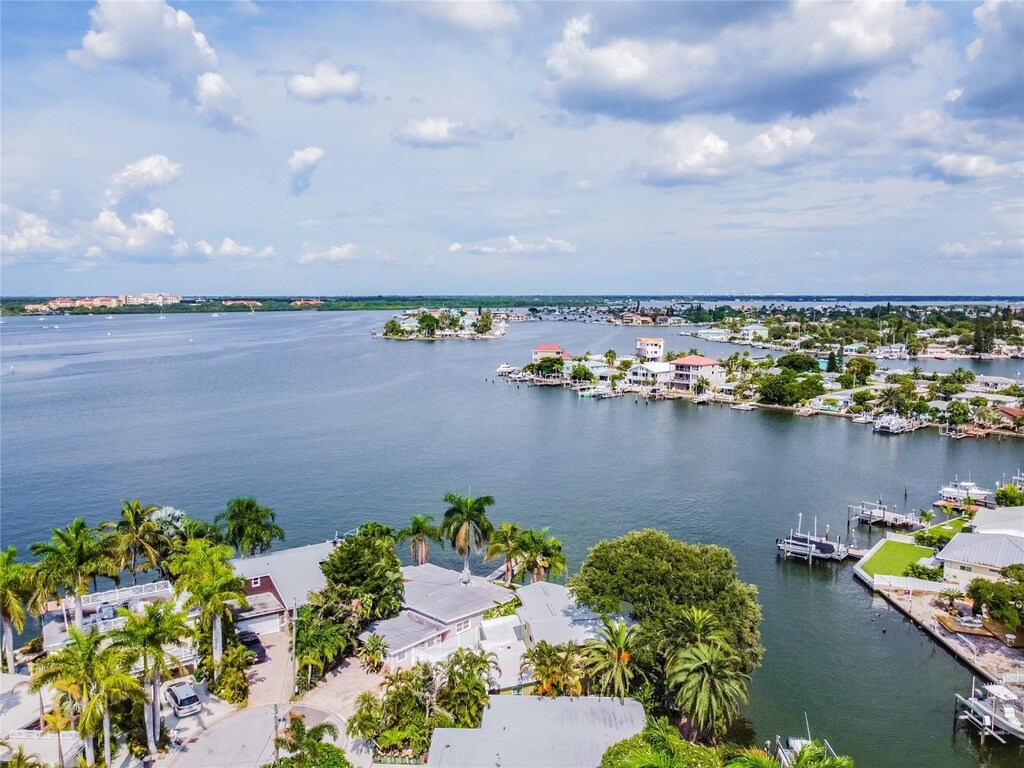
[298,244,357,264]
[194,72,248,131]
[392,117,519,148]
[171,238,189,256]
[196,237,274,259]
[288,146,327,195]
[70,1,247,130]
[639,123,731,183]
[944,88,963,104]
[419,1,519,31]
[91,208,176,251]
[744,125,815,167]
[286,60,363,102]
[0,206,75,260]
[106,154,182,204]
[932,153,1012,181]
[450,235,577,257]
[939,236,1022,259]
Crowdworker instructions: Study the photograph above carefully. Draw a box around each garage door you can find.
[238,615,282,636]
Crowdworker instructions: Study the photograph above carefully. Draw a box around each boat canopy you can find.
[983,685,1019,701]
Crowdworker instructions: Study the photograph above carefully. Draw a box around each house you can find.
[428,696,645,768]
[970,507,1024,538]
[230,540,339,635]
[669,354,726,392]
[626,362,673,387]
[516,581,609,647]
[532,344,570,364]
[738,324,769,343]
[936,532,1024,587]
[634,337,664,362]
[1,673,85,766]
[998,406,1024,428]
[361,563,513,669]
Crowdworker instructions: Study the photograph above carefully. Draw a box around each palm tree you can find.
[725,749,781,767]
[939,587,963,612]
[100,499,167,585]
[30,627,105,765]
[0,547,31,674]
[666,641,749,742]
[919,509,935,527]
[662,606,731,658]
[275,714,339,765]
[875,386,902,413]
[357,634,389,673]
[3,746,45,768]
[520,640,561,697]
[398,514,443,566]
[41,695,75,768]
[586,617,644,702]
[81,645,144,768]
[518,528,567,584]
[178,568,248,674]
[109,601,189,758]
[440,491,495,584]
[215,496,285,557]
[485,522,524,587]
[791,740,855,768]
[31,518,103,630]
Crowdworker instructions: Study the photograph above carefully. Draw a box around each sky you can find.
[1,0,1022,296]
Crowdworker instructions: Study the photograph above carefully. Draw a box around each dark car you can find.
[238,631,267,663]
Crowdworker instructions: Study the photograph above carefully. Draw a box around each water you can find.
[2,312,1022,767]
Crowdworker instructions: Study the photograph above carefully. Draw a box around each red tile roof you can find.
[669,354,721,367]
[534,344,563,351]
[998,406,1024,419]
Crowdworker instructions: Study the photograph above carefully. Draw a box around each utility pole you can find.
[273,703,280,765]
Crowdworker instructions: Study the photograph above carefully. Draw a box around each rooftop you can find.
[428,696,645,768]
[402,563,512,624]
[534,344,563,351]
[230,540,337,609]
[359,610,446,654]
[937,532,1024,569]
[669,354,721,367]
[970,507,1024,538]
[516,582,608,646]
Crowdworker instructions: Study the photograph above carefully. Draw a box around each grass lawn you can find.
[860,540,935,577]
[925,515,967,534]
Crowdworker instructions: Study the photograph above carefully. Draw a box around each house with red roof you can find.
[532,344,571,364]
[669,354,726,392]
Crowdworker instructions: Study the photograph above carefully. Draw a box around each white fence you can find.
[885,532,917,545]
[874,574,945,592]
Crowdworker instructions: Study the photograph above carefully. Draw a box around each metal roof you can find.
[428,696,645,768]
[230,541,336,609]
[402,564,513,624]
[516,581,606,646]
[971,507,1024,538]
[359,610,446,653]
[938,532,1024,569]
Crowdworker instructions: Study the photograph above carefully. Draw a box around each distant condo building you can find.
[222,300,262,307]
[121,292,182,307]
[290,299,323,306]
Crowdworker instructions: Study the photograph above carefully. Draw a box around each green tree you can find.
[81,644,145,768]
[939,587,962,612]
[440,491,496,583]
[776,354,819,373]
[844,357,876,386]
[417,312,439,337]
[586,617,644,702]
[271,714,351,768]
[485,522,525,587]
[0,547,31,674]
[666,641,749,742]
[357,634,389,673]
[825,351,838,373]
[383,318,405,337]
[100,499,167,586]
[571,363,598,382]
[520,640,587,697]
[946,400,971,425]
[519,527,568,583]
[995,484,1024,506]
[472,310,493,334]
[31,517,104,631]
[320,526,403,623]
[874,386,903,414]
[790,740,855,768]
[398,514,443,566]
[601,716,720,768]
[216,497,285,557]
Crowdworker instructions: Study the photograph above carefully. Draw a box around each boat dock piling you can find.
[847,501,919,528]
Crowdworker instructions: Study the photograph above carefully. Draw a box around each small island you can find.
[376,307,513,340]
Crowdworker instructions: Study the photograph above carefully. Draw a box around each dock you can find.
[848,501,920,528]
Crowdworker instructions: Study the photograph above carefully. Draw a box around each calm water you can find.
[1,312,1022,767]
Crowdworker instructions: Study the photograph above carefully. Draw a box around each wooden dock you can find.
[848,501,920,528]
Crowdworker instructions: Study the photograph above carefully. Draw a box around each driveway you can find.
[160,705,278,768]
[298,658,382,767]
[245,631,294,708]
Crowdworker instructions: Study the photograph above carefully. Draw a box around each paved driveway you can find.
[245,631,294,707]
[161,705,278,768]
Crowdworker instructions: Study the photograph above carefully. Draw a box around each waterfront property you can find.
[1,673,85,766]
[634,337,664,362]
[427,695,645,768]
[937,532,1024,588]
[625,361,673,387]
[517,581,617,646]
[532,343,571,363]
[668,354,727,392]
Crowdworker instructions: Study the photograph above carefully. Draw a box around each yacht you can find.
[956,680,1024,743]
[495,363,516,376]
[873,413,909,433]
[939,479,993,504]
[776,514,849,562]
[851,412,874,423]
[730,402,757,411]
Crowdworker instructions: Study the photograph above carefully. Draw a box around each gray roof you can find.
[402,564,512,624]
[938,532,1024,569]
[359,610,446,654]
[238,591,284,620]
[428,696,645,768]
[230,541,336,609]
[971,507,1024,538]
[516,581,606,646]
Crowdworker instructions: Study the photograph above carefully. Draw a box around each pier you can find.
[847,501,920,528]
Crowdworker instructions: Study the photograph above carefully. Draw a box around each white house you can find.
[738,324,769,343]
[936,532,1024,588]
[634,337,664,362]
[669,354,726,392]
[626,362,673,387]
[2,673,85,766]
[532,344,570,364]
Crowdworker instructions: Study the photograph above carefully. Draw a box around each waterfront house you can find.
[1,673,85,767]
[532,344,571,364]
[669,354,726,392]
[936,532,1024,588]
[634,337,664,362]
[516,581,612,647]
[738,324,769,343]
[626,361,673,387]
[428,696,645,768]
[970,507,1024,538]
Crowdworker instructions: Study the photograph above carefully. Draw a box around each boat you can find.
[495,363,516,376]
[956,679,1024,743]
[774,735,843,766]
[776,514,849,561]
[211,313,220,318]
[692,392,714,404]
[730,402,757,411]
[851,412,874,423]
[939,479,993,504]
[873,412,909,433]
[795,406,816,416]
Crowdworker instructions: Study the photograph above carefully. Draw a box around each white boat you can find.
[211,313,220,317]
[940,479,993,504]
[692,392,714,404]
[776,514,849,562]
[873,412,909,433]
[851,413,874,423]
[956,680,1024,742]
[495,363,516,375]
[730,402,757,411]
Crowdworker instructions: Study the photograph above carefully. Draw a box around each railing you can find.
[6,729,81,741]
[73,580,174,609]
[1001,672,1024,684]
[373,754,426,765]
[874,575,945,592]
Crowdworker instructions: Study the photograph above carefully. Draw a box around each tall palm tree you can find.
[215,497,285,557]
[662,606,731,658]
[791,741,855,768]
[586,617,644,702]
[177,567,248,674]
[666,641,749,742]
[110,601,189,758]
[81,645,144,768]
[30,627,105,765]
[398,514,443,566]
[41,695,75,768]
[0,547,31,674]
[275,714,340,765]
[100,499,167,586]
[31,518,102,630]
[3,746,45,768]
[875,386,902,413]
[485,522,524,586]
[518,528,567,584]
[440,491,495,584]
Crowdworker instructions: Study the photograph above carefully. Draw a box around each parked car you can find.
[165,681,202,717]
[238,631,268,663]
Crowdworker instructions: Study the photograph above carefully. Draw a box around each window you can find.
[393,650,406,661]
[456,619,471,633]
[424,635,439,648]
[250,577,261,587]
[959,565,972,572]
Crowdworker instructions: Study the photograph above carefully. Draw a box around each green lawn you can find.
[860,540,934,577]
[924,515,967,534]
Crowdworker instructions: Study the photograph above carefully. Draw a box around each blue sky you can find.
[1,1,1021,296]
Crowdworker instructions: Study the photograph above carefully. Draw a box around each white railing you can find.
[874,574,945,592]
[73,580,174,609]
[6,729,81,741]
[1002,672,1024,684]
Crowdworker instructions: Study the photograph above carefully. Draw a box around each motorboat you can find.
[776,513,849,562]
[730,402,757,411]
[873,413,909,433]
[939,479,993,504]
[956,680,1024,742]
[852,412,874,423]
[495,363,517,375]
